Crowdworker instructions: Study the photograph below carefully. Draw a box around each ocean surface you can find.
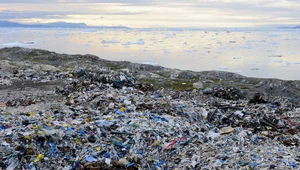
[0,27,299,80]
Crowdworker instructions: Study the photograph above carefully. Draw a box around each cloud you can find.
[0,0,191,4]
[0,10,66,20]
[0,0,57,3]
[0,0,299,27]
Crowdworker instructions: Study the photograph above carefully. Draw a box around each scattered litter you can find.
[0,48,299,169]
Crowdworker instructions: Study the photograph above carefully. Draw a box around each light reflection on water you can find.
[0,27,299,80]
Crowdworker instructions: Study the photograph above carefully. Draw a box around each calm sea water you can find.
[0,27,299,80]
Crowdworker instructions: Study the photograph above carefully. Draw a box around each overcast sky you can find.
[0,0,299,28]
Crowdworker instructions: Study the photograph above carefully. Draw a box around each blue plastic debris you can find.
[157,160,166,167]
[0,125,5,130]
[69,127,75,132]
[254,136,259,142]
[116,109,125,115]
[126,163,135,168]
[289,162,297,168]
[138,150,143,155]
[47,142,56,157]
[161,117,169,122]
[79,129,86,136]
[86,156,96,162]
[106,152,111,158]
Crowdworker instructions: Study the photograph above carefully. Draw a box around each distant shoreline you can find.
[1,21,299,30]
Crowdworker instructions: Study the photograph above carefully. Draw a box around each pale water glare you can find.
[0,27,300,80]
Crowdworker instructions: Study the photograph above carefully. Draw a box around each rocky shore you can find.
[0,47,300,169]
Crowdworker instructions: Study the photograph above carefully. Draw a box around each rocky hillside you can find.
[0,47,300,103]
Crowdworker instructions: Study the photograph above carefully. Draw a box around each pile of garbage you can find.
[1,68,300,170]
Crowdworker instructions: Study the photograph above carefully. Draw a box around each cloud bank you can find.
[0,0,299,28]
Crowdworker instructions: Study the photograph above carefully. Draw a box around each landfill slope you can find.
[0,47,300,169]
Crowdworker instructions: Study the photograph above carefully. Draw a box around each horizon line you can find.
[0,20,299,30]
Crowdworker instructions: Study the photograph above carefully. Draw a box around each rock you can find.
[177,70,197,79]
[108,103,115,110]
[203,88,213,94]
[249,92,268,104]
[33,64,58,72]
[5,138,12,144]
[118,158,129,167]
[26,148,35,155]
[193,81,203,89]
[213,87,244,100]
[131,154,142,163]
[220,126,235,134]
[261,131,269,136]
[287,129,297,135]
[124,99,131,105]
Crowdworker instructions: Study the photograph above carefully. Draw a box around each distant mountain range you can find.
[1,21,299,30]
[0,21,129,29]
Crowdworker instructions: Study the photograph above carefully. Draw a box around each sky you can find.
[0,0,299,28]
